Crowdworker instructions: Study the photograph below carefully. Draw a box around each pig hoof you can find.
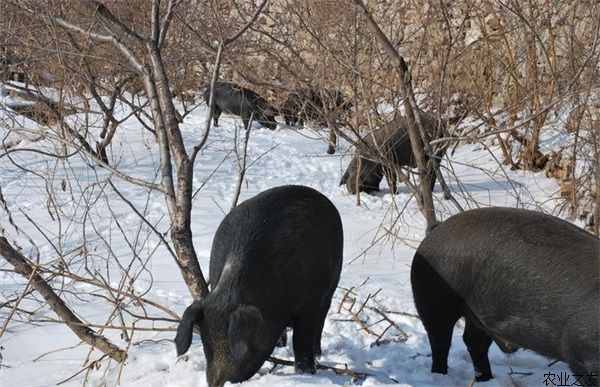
[431,365,448,375]
[294,360,316,374]
[475,374,493,382]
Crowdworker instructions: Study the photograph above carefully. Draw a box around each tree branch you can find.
[0,237,127,363]
[82,0,147,46]
[159,0,180,49]
[224,0,269,45]
[353,0,439,227]
[50,15,144,73]
[267,356,368,382]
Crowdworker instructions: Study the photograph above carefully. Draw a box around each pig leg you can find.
[411,254,462,374]
[313,301,333,356]
[562,314,599,376]
[292,315,320,373]
[241,110,254,130]
[463,318,493,381]
[425,316,459,374]
[213,105,221,127]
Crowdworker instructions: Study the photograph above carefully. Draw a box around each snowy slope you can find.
[0,101,575,387]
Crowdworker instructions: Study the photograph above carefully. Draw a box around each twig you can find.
[33,264,180,320]
[508,367,533,376]
[0,269,35,339]
[116,321,137,384]
[33,342,84,362]
[356,289,381,315]
[369,307,409,342]
[56,354,109,385]
[30,318,176,332]
[267,356,369,382]
[337,286,355,313]
[351,312,378,336]
[230,117,253,210]
[378,309,420,319]
[0,237,127,363]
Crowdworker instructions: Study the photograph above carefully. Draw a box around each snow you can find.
[0,97,577,386]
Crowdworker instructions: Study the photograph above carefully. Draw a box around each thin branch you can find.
[0,237,127,363]
[159,0,180,49]
[190,42,224,163]
[0,269,36,339]
[151,0,161,43]
[42,266,180,320]
[230,117,253,210]
[50,16,144,73]
[32,318,176,332]
[81,0,147,46]
[267,356,369,382]
[224,0,269,45]
[353,0,438,226]
[109,180,180,268]
[56,354,109,386]
[33,342,85,362]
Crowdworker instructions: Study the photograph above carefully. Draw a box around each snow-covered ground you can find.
[0,94,576,386]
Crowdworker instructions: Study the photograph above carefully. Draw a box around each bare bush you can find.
[0,0,268,376]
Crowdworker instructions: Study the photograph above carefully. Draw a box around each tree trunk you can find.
[353,0,437,227]
[144,46,210,300]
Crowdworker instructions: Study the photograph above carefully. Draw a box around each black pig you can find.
[281,89,352,154]
[175,185,343,387]
[411,207,600,381]
[204,81,278,130]
[340,113,444,194]
[281,89,352,127]
[280,90,308,126]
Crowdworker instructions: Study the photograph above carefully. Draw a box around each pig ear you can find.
[174,301,204,356]
[228,305,267,361]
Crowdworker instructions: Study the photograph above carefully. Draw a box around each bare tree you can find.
[0,0,269,379]
[0,237,128,362]
[351,0,439,227]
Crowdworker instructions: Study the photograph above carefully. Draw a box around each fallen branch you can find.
[378,309,420,319]
[0,237,127,363]
[267,356,369,382]
[337,285,355,313]
[508,367,534,376]
[368,307,409,342]
[351,311,378,336]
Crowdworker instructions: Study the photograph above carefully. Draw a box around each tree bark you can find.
[143,46,209,300]
[353,0,437,227]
